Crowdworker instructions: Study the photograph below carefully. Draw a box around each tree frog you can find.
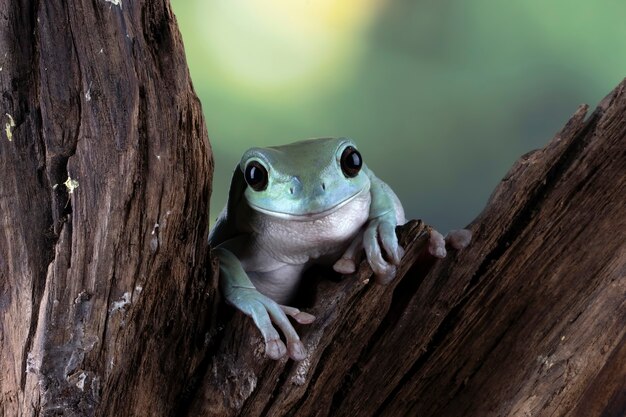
[209,138,470,361]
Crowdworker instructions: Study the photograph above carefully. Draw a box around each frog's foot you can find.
[231,288,314,361]
[333,231,364,275]
[333,258,357,275]
[446,229,472,250]
[363,218,403,284]
[428,229,447,258]
[428,228,472,258]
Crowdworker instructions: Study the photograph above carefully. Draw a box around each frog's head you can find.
[239,137,370,220]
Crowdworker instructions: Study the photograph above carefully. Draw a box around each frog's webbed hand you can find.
[214,247,314,361]
[428,228,473,258]
[363,213,404,284]
[343,167,405,284]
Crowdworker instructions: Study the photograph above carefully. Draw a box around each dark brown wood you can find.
[1,1,624,416]
[0,1,213,416]
[190,82,626,417]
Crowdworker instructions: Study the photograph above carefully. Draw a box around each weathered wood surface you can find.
[0,1,213,416]
[190,82,626,417]
[1,0,625,416]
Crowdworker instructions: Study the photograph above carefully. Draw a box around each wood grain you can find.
[0,1,213,416]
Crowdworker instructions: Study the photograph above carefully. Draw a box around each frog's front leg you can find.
[214,246,314,361]
[362,214,403,284]
[334,167,405,283]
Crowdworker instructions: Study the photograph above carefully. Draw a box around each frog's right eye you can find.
[244,161,269,191]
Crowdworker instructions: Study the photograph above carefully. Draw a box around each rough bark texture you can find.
[0,1,214,416]
[1,1,625,416]
[190,82,626,417]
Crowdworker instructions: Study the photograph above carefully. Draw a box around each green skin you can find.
[210,138,462,361]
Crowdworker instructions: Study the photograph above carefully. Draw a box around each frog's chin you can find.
[249,189,365,221]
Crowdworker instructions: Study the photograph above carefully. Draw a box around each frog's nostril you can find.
[321,183,326,191]
[290,187,294,195]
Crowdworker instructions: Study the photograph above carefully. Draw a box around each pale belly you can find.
[244,191,371,303]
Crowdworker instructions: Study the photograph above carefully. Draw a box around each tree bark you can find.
[1,1,624,417]
[0,1,213,416]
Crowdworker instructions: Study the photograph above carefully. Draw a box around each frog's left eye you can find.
[340,146,362,178]
[244,161,268,191]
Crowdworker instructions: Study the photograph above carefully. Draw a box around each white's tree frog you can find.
[209,138,470,361]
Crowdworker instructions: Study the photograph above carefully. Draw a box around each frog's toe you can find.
[251,317,293,360]
[287,339,308,361]
[364,227,386,269]
[374,265,397,285]
[293,311,315,324]
[265,302,310,361]
[249,304,288,359]
[333,257,356,274]
[379,221,401,264]
[446,229,472,250]
[334,231,363,275]
[266,338,288,360]
[280,305,316,324]
[364,225,395,279]
[428,229,447,258]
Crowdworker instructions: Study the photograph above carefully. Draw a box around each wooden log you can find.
[0,1,214,416]
[190,82,626,416]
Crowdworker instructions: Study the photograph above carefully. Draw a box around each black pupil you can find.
[245,162,268,191]
[346,150,361,168]
[341,146,362,177]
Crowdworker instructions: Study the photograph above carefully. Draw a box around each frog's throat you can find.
[248,188,367,221]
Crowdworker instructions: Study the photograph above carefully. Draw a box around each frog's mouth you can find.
[249,188,367,221]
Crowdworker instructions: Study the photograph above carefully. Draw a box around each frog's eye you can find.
[340,146,362,178]
[244,161,268,191]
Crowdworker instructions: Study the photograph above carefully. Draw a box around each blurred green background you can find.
[170,0,625,231]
